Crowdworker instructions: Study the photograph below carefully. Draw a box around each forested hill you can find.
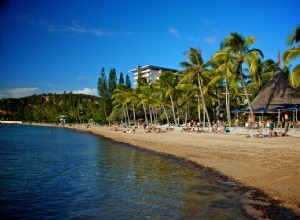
[0,93,103,123]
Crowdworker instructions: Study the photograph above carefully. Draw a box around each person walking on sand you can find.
[269,120,275,138]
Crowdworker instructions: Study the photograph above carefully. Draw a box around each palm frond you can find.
[283,46,300,65]
[289,64,300,88]
[287,24,300,46]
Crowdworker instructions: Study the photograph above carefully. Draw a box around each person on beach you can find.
[269,120,275,138]
[256,130,263,138]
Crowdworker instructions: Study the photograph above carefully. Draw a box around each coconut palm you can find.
[180,47,211,127]
[158,71,179,126]
[283,25,300,88]
[261,59,277,85]
[210,53,239,126]
[176,82,198,126]
[219,33,264,122]
[136,77,150,125]
[151,82,171,125]
[127,89,138,126]
[112,84,130,124]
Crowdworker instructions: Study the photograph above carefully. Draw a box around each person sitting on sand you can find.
[212,124,218,133]
[225,126,230,134]
[256,130,263,138]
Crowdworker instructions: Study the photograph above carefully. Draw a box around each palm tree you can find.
[136,77,150,125]
[127,89,138,126]
[151,82,171,125]
[176,83,198,126]
[180,47,211,127]
[219,33,264,122]
[210,53,239,126]
[261,59,277,84]
[112,84,130,124]
[159,71,179,126]
[283,25,300,88]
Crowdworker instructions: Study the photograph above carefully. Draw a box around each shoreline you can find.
[31,123,300,217]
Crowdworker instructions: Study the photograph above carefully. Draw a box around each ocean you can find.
[0,124,251,219]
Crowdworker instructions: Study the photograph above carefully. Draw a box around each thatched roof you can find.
[251,69,300,110]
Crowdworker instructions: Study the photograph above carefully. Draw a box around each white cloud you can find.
[0,88,39,99]
[169,27,180,38]
[72,88,98,96]
[10,13,114,37]
[204,36,217,44]
[54,24,114,36]
[77,76,92,80]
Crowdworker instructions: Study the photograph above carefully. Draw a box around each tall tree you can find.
[98,67,108,99]
[136,77,150,125]
[219,33,263,123]
[210,54,238,126]
[97,67,109,121]
[283,25,300,88]
[180,48,211,127]
[159,71,179,126]
[112,84,130,124]
[107,68,117,116]
[125,74,132,89]
[119,72,125,84]
[108,68,117,97]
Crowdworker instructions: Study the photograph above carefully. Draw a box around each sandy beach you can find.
[35,123,300,217]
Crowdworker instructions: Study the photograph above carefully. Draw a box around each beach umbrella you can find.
[230,109,243,121]
[230,109,242,113]
[284,105,300,121]
[255,107,269,121]
[269,106,286,121]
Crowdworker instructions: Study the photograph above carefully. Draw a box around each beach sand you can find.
[43,124,300,218]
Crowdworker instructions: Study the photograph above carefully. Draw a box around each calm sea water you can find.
[0,125,251,219]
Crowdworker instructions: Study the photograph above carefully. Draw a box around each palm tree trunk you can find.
[123,107,126,124]
[125,104,130,125]
[225,78,231,126]
[197,95,201,123]
[162,105,170,125]
[239,64,254,123]
[151,107,156,125]
[197,73,211,127]
[132,104,136,126]
[170,96,178,126]
[142,102,148,125]
[185,103,188,126]
[149,107,153,124]
[154,107,158,125]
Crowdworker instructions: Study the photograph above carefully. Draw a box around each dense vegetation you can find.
[0,93,101,123]
[0,68,132,124]
[1,26,299,126]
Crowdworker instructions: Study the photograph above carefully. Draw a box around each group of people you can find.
[181,120,230,134]
[211,120,230,134]
[253,120,287,138]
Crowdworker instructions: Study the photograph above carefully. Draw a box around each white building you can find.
[129,65,178,87]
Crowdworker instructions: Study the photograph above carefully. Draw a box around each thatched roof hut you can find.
[251,69,300,110]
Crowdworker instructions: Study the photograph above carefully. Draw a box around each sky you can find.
[0,0,299,99]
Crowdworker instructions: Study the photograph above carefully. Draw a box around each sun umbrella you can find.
[284,105,300,121]
[230,109,243,122]
[230,109,242,113]
[255,107,269,121]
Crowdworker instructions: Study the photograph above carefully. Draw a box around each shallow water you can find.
[0,125,252,219]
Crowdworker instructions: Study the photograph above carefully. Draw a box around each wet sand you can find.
[38,123,300,218]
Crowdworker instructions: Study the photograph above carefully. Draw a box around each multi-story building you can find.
[129,65,178,87]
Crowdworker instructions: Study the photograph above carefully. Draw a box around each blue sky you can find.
[0,0,299,98]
